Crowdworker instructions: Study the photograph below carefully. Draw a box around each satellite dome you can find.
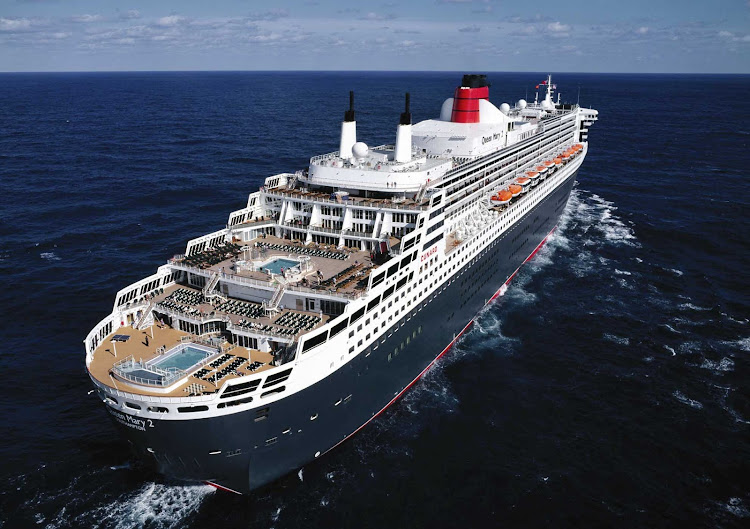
[500,103,510,114]
[352,142,369,158]
[541,99,554,111]
[518,99,527,109]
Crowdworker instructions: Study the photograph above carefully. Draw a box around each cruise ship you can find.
[84,74,598,494]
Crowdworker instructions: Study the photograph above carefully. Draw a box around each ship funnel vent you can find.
[451,74,490,123]
[394,92,412,163]
[339,90,357,159]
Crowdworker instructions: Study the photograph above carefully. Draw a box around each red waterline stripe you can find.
[204,480,242,495]
[490,224,557,301]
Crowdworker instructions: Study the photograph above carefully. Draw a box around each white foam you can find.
[664,345,676,356]
[735,337,750,352]
[40,252,61,261]
[614,269,632,276]
[699,357,734,373]
[603,333,630,346]
[673,390,703,410]
[678,302,711,311]
[75,483,214,529]
[298,468,304,482]
[669,268,684,276]
[724,497,750,518]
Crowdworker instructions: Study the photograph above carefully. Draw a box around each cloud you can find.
[636,26,649,34]
[360,12,396,21]
[156,15,188,27]
[0,17,33,31]
[547,21,570,32]
[458,25,481,33]
[71,14,103,23]
[246,9,290,22]
[509,14,552,23]
[719,30,734,38]
[119,10,141,21]
[437,0,473,4]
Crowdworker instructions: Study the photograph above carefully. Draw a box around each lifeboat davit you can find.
[508,184,523,196]
[490,189,513,205]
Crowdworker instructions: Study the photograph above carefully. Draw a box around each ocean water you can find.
[0,71,748,528]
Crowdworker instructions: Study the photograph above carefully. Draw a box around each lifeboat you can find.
[574,143,583,150]
[490,189,512,205]
[515,176,531,193]
[536,165,547,173]
[544,160,554,167]
[508,184,523,196]
[554,157,562,165]
[526,170,541,185]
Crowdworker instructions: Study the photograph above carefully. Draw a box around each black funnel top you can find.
[461,74,490,88]
[399,92,411,125]
[344,91,355,122]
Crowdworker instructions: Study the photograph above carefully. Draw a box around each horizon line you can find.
[0,69,748,76]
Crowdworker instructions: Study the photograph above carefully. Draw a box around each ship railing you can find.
[111,355,186,387]
[262,188,428,212]
[167,257,365,300]
[226,321,296,342]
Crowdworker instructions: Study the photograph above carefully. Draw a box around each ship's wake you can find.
[10,463,215,529]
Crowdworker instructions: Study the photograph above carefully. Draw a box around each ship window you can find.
[382,286,394,300]
[387,263,399,278]
[178,406,209,413]
[254,407,270,422]
[371,272,385,287]
[367,296,380,312]
[330,317,349,338]
[302,330,328,353]
[351,307,365,323]
[147,406,169,413]
[261,386,286,398]
[125,402,141,410]
[265,437,278,446]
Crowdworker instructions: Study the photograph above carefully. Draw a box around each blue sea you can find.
[0,72,748,528]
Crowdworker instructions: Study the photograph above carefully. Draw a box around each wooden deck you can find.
[88,324,274,397]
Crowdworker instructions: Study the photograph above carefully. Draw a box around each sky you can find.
[0,0,749,73]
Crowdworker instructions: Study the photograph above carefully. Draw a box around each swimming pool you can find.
[259,257,300,275]
[151,345,212,371]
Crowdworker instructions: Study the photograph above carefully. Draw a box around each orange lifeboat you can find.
[561,152,570,159]
[515,176,531,193]
[554,157,562,165]
[490,189,513,205]
[574,143,583,150]
[536,165,547,173]
[544,160,554,167]
[508,184,523,196]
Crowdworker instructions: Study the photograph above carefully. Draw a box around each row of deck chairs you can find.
[320,264,358,287]
[216,299,264,319]
[158,299,203,318]
[208,353,233,369]
[274,312,321,332]
[181,242,243,269]
[235,321,290,336]
[257,242,347,261]
[247,361,263,372]
[168,288,203,306]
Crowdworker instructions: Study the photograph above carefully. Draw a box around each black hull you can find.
[105,171,578,494]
